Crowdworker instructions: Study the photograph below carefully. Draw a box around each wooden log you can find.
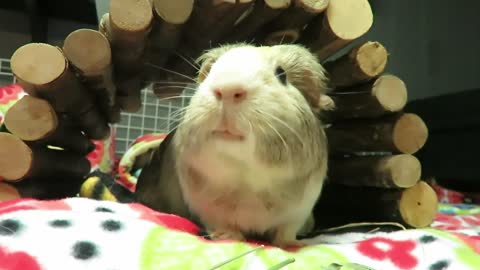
[263,29,300,45]
[115,75,144,113]
[109,0,153,43]
[326,113,429,155]
[144,0,195,82]
[107,0,153,74]
[63,29,116,104]
[183,0,254,50]
[328,154,421,188]
[224,0,291,43]
[295,0,329,12]
[101,10,147,113]
[324,41,388,88]
[10,43,110,140]
[262,0,329,44]
[63,29,120,123]
[300,0,373,61]
[268,0,330,30]
[70,109,112,140]
[115,74,144,112]
[0,133,91,182]
[151,0,194,45]
[313,181,438,229]
[4,95,94,155]
[106,103,123,123]
[101,13,143,74]
[99,0,153,77]
[325,75,408,121]
[117,91,142,113]
[9,176,85,200]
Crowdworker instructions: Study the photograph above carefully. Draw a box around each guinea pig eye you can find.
[275,66,287,85]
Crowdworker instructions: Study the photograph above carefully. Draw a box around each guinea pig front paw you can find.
[209,229,245,242]
[272,239,308,249]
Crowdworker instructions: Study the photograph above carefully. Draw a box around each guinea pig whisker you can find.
[167,109,189,122]
[150,106,193,132]
[263,118,289,153]
[172,110,211,132]
[145,62,196,83]
[174,50,199,70]
[276,71,287,78]
[256,109,303,146]
[164,107,188,120]
[173,52,200,70]
[155,110,196,133]
[154,94,196,103]
[153,85,198,93]
[173,52,208,79]
[151,80,194,85]
[251,110,289,153]
[238,113,253,134]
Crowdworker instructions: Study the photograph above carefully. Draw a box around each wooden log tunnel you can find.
[1,0,439,229]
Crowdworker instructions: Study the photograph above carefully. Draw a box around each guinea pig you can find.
[135,43,335,248]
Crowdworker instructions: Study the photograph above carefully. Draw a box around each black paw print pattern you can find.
[0,199,160,269]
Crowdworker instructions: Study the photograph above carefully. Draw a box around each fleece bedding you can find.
[0,198,479,270]
[1,84,480,269]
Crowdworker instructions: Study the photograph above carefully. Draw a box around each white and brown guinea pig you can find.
[135,43,334,248]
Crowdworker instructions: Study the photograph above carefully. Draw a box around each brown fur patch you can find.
[186,166,205,190]
[213,192,239,212]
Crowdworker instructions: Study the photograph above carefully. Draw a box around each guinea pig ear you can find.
[195,52,217,83]
[318,94,335,111]
[301,68,332,111]
[311,95,335,114]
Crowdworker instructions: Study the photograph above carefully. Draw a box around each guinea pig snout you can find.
[212,87,247,104]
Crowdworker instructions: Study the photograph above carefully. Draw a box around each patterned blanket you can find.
[0,197,479,270]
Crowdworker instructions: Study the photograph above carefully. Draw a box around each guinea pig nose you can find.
[213,88,247,104]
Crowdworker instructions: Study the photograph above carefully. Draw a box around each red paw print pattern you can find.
[462,215,480,226]
[434,213,464,230]
[0,245,41,270]
[0,84,24,105]
[357,237,418,269]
